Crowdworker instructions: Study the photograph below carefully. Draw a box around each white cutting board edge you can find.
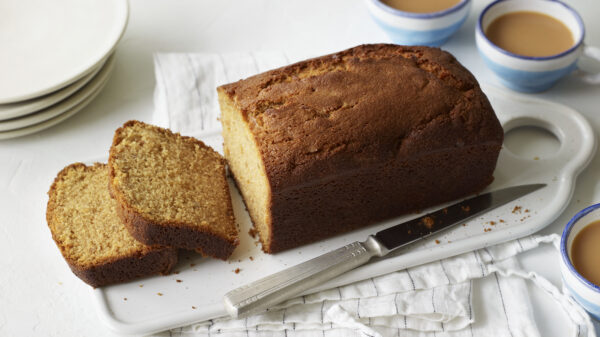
[92,85,596,335]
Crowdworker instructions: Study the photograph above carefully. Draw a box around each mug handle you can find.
[577,45,600,84]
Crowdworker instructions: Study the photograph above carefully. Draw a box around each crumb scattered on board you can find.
[435,240,440,244]
[249,256,254,261]
[234,268,241,274]
[139,284,144,288]
[192,306,197,310]
[157,293,163,296]
[484,228,492,232]
[176,279,182,283]
[248,228,258,239]
[512,206,522,214]
[422,216,434,229]
[190,263,196,267]
[123,298,127,301]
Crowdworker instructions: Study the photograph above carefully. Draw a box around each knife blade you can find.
[223,183,546,318]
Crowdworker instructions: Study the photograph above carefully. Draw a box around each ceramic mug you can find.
[366,0,471,47]
[560,203,600,321]
[476,0,600,93]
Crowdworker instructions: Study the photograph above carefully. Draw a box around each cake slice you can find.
[46,163,177,288]
[108,120,238,260]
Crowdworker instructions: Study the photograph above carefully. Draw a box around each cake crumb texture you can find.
[46,163,177,287]
[109,121,238,259]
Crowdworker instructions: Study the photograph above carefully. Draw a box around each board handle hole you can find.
[503,125,561,160]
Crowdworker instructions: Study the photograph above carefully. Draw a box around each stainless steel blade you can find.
[374,183,547,251]
[224,183,546,318]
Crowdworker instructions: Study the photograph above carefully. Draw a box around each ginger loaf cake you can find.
[218,44,504,253]
[46,163,177,287]
[108,121,238,260]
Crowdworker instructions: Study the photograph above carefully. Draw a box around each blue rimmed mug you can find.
[476,0,600,93]
[560,203,600,321]
[365,0,471,47]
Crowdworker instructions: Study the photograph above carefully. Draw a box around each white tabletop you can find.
[1,0,599,335]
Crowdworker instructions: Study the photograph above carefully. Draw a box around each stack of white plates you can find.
[0,0,129,140]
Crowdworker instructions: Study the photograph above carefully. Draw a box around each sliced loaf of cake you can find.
[46,163,178,288]
[218,44,504,253]
[108,121,238,260]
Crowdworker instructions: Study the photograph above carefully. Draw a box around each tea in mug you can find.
[485,11,574,57]
[381,0,461,13]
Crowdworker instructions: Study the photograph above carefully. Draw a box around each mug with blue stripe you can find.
[365,0,471,47]
[560,203,600,321]
[476,0,588,93]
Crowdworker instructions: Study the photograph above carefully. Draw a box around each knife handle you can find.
[223,236,388,318]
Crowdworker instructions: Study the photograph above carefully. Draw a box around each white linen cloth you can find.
[152,52,595,337]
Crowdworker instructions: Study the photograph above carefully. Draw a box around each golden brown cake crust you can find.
[109,182,237,260]
[108,121,238,260]
[46,163,178,288]
[219,44,504,253]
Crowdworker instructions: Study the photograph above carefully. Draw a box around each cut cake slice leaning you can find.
[108,120,238,260]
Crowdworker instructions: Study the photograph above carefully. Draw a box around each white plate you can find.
[0,58,114,140]
[93,85,596,335]
[0,0,128,104]
[0,61,103,121]
[0,56,115,132]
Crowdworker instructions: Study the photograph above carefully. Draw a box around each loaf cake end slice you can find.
[108,121,238,260]
[46,163,178,288]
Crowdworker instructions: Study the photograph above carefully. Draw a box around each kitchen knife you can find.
[223,183,546,318]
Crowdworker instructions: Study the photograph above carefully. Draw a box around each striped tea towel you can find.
[151,52,595,337]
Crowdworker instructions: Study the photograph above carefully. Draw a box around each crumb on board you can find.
[461,223,467,227]
[484,228,492,232]
[512,206,522,214]
[422,216,435,229]
[174,271,180,275]
[190,263,196,267]
[157,293,163,296]
[499,219,505,223]
[123,298,127,301]
[248,228,258,239]
[176,279,182,283]
[435,240,440,244]
[192,306,197,310]
[525,209,530,213]
[139,284,143,288]
[249,256,254,261]
[534,156,540,160]
[234,268,241,274]
[461,205,471,212]
[488,221,496,226]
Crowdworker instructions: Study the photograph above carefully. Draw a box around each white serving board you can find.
[93,85,596,335]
